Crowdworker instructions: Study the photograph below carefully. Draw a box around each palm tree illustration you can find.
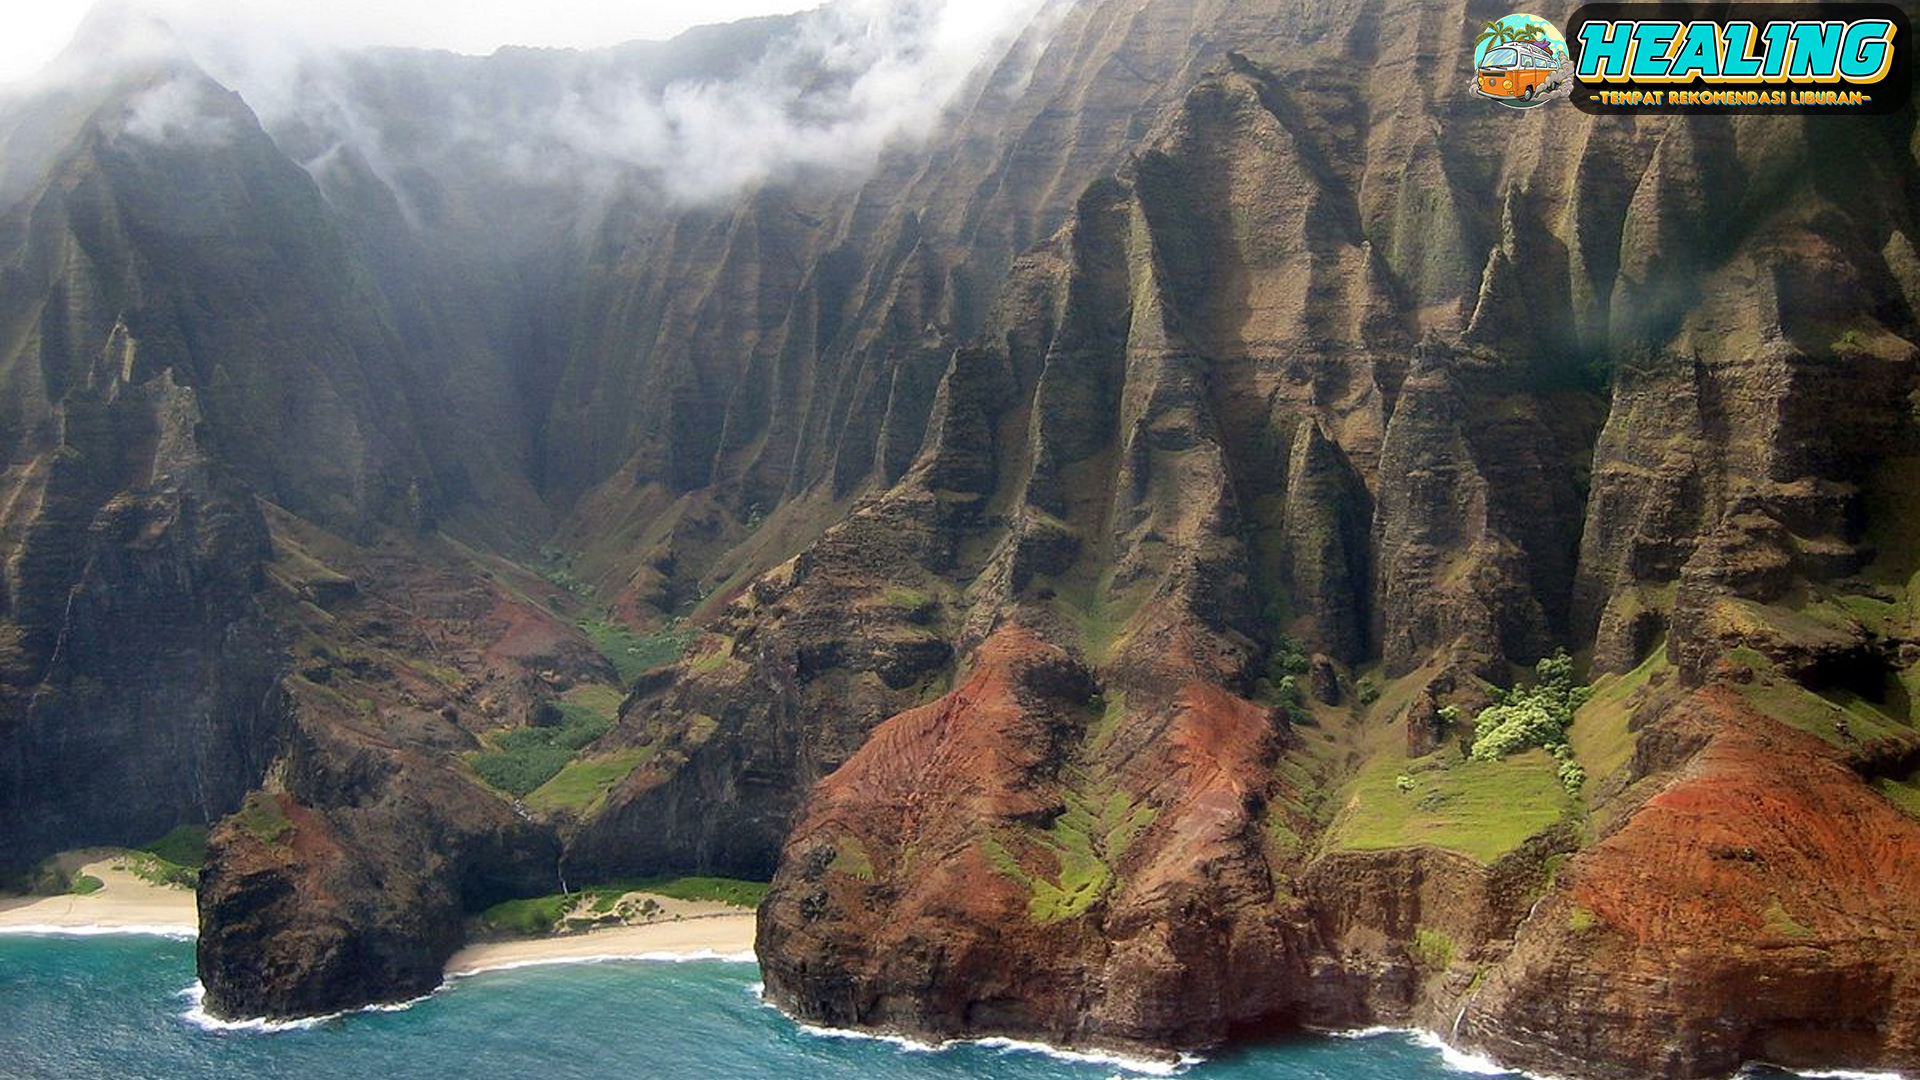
[1475,18,1550,60]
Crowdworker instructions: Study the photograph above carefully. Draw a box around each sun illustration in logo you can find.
[1472,14,1570,109]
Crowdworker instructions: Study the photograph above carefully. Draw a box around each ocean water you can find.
[0,933,1880,1080]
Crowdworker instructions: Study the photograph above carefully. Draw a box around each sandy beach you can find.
[0,850,758,974]
[0,850,197,934]
[447,912,758,975]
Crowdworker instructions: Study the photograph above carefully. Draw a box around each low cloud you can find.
[120,75,234,146]
[529,0,1061,201]
[78,0,1063,209]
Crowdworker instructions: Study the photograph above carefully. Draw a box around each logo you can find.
[1472,14,1572,108]
[1566,4,1913,114]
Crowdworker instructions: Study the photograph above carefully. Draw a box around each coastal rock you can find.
[197,697,561,1019]
[1461,687,1920,1078]
[759,628,1311,1052]
[0,0,1915,1075]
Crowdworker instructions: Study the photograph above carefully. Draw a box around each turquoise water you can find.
[0,934,1843,1080]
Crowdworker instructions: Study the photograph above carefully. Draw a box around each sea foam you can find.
[1323,1024,1563,1079]
[445,948,756,978]
[786,1014,1198,1076]
[1758,1060,1912,1068]
[1328,1025,1909,1080]
[177,949,759,1033]
[177,982,440,1034]
[0,923,196,940]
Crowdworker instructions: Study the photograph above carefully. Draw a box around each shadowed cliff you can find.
[0,1,1916,1077]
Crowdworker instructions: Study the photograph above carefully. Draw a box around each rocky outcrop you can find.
[1462,687,1920,1078]
[747,9,1920,1080]
[760,628,1310,1051]
[1,1,1917,1075]
[191,500,614,1019]
[197,703,560,1019]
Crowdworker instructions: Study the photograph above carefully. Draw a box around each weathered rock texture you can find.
[742,4,1920,1078]
[0,0,1916,1076]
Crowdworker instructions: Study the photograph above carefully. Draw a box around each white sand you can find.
[0,854,759,977]
[447,911,758,975]
[0,849,197,935]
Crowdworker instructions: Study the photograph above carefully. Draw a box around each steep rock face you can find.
[0,65,532,537]
[0,360,285,870]
[633,17,1591,884]
[538,0,1437,611]
[1372,349,1596,678]
[1463,687,1920,1079]
[759,628,1311,1050]
[578,148,1278,882]
[743,6,1920,1077]
[564,494,958,881]
[2,0,1916,1072]
[0,47,557,867]
[1573,113,1920,679]
[198,702,561,1019]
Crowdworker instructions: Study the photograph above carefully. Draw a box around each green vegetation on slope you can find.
[1569,647,1670,796]
[985,774,1158,924]
[112,825,214,888]
[581,618,693,683]
[478,893,579,937]
[882,586,932,610]
[1469,651,1593,797]
[1732,668,1912,751]
[1257,634,1311,713]
[634,876,770,908]
[118,852,201,890]
[141,825,210,868]
[1411,926,1455,971]
[234,792,293,845]
[1874,774,1920,818]
[477,876,770,936]
[1763,898,1815,939]
[1044,577,1147,666]
[535,548,595,599]
[828,837,876,881]
[1085,691,1127,757]
[523,750,653,816]
[470,704,616,798]
[563,684,626,718]
[1326,748,1575,864]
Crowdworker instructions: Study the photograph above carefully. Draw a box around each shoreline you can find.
[445,912,758,976]
[0,892,1906,1080]
[0,850,197,936]
[0,862,1901,1080]
[0,850,758,975]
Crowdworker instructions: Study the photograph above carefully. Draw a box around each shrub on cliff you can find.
[1469,649,1592,764]
[1259,636,1311,712]
[1267,635,1310,683]
[234,792,294,846]
[143,825,210,867]
[1557,759,1587,794]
